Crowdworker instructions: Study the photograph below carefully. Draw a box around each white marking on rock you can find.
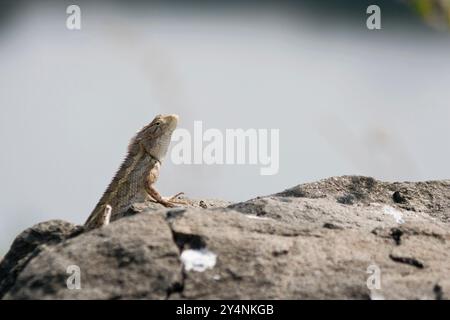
[383,206,405,224]
[369,290,385,300]
[245,215,271,221]
[180,249,217,272]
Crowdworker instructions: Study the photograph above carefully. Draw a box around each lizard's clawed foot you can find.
[159,192,188,207]
[147,185,188,207]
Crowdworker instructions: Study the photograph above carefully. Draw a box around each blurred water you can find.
[0,2,449,254]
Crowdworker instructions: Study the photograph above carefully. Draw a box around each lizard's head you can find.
[130,114,179,161]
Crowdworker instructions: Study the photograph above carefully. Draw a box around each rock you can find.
[0,176,449,299]
[0,220,82,299]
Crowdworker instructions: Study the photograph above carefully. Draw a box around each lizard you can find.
[84,114,184,230]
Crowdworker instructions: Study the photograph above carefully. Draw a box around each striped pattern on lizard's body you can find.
[84,114,180,231]
[84,145,159,229]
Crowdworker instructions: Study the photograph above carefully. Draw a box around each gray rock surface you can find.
[1,176,449,299]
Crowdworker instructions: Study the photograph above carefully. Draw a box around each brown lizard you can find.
[84,114,184,230]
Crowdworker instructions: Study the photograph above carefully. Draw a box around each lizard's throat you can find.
[146,134,172,163]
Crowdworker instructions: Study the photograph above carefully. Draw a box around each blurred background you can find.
[1,0,450,255]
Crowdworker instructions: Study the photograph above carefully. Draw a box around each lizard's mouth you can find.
[164,114,179,130]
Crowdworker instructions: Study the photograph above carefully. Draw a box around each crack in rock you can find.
[164,210,213,299]
[389,254,424,269]
[390,228,403,246]
[392,191,408,204]
[433,284,444,300]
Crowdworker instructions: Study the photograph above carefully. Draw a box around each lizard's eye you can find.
[155,122,161,126]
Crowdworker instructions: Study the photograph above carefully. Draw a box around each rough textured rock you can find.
[1,176,449,299]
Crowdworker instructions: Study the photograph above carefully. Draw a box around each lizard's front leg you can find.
[145,164,186,207]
